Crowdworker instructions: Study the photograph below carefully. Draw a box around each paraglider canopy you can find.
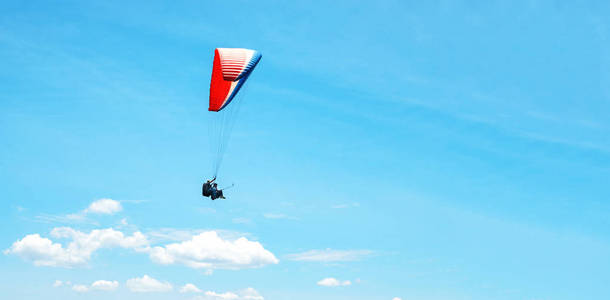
[209,48,262,112]
[207,47,262,178]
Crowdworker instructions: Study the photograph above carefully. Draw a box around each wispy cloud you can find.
[33,213,98,225]
[331,202,360,209]
[286,249,373,262]
[145,228,252,244]
[263,213,297,220]
[72,284,89,292]
[232,217,251,224]
[33,198,124,225]
[146,228,209,243]
[190,287,264,300]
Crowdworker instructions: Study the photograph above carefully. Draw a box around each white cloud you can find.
[317,277,351,287]
[33,213,97,225]
[53,280,63,287]
[232,217,251,224]
[85,198,122,215]
[4,234,77,267]
[6,227,278,272]
[286,249,372,262]
[148,231,278,270]
[331,202,360,209]
[91,280,119,291]
[146,228,210,243]
[240,287,264,300]
[67,280,119,292]
[203,291,239,299]
[191,288,264,300]
[262,213,296,220]
[180,283,202,293]
[126,275,172,293]
[5,227,148,267]
[392,297,402,300]
[34,198,123,225]
[72,284,89,292]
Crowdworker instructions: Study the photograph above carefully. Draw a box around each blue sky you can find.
[1,1,610,299]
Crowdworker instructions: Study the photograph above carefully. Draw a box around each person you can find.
[202,177,215,197]
[210,183,225,200]
[202,178,226,200]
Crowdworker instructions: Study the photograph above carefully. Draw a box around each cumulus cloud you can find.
[126,275,172,292]
[392,298,402,300]
[6,227,279,272]
[85,198,122,215]
[91,280,119,291]
[53,280,63,287]
[4,227,148,267]
[4,234,77,267]
[191,287,264,300]
[180,283,202,293]
[286,249,372,262]
[148,231,278,270]
[317,277,351,287]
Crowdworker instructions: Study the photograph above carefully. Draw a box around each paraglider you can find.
[202,48,262,200]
